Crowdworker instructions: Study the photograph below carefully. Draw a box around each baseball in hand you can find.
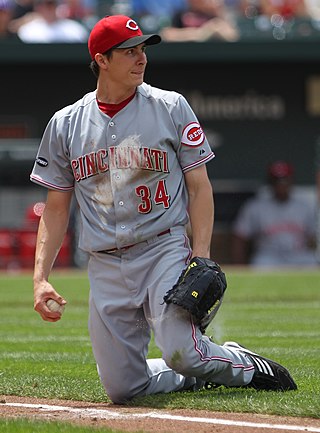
[46,299,65,314]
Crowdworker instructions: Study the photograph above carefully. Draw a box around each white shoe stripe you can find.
[254,357,267,373]
[261,359,274,376]
[253,356,274,376]
[224,342,275,377]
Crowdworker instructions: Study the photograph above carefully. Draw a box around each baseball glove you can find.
[163,257,227,333]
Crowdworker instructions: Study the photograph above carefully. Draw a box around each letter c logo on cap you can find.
[126,19,139,31]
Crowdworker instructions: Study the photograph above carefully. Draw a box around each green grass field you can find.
[0,268,320,432]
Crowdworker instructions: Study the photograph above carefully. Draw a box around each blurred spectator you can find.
[131,0,187,16]
[0,0,14,38]
[11,0,89,42]
[238,0,315,40]
[11,0,34,20]
[258,0,309,19]
[304,0,320,19]
[56,0,98,31]
[241,0,309,19]
[130,0,187,31]
[232,161,318,267]
[160,0,240,42]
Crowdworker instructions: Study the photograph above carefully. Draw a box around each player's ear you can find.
[95,53,109,69]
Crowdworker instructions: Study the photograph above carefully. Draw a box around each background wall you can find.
[0,39,319,263]
[1,40,319,184]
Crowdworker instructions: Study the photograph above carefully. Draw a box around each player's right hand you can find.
[34,280,66,322]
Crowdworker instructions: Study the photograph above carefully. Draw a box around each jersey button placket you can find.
[108,121,128,246]
[108,120,116,140]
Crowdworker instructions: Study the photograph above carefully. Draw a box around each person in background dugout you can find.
[314,137,320,263]
[232,161,318,267]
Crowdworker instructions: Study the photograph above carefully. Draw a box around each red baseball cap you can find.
[88,15,161,59]
[268,161,294,179]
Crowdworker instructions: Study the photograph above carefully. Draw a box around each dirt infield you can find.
[1,396,320,433]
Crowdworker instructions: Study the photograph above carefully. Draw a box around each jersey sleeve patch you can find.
[181,122,205,147]
[36,157,49,167]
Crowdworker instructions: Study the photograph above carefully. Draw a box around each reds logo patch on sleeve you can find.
[181,122,205,147]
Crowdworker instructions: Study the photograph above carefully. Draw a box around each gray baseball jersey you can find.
[30,82,215,252]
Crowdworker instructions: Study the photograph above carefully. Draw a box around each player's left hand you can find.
[163,257,227,333]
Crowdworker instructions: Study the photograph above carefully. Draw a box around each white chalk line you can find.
[2,402,320,432]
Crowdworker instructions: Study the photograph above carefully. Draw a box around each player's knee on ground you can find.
[102,383,137,404]
[99,373,149,404]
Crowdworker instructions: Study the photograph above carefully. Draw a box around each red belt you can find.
[98,229,171,254]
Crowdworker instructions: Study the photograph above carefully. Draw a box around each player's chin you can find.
[131,73,144,86]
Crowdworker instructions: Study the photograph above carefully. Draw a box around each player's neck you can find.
[96,81,137,105]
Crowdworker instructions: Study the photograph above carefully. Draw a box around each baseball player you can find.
[232,161,318,267]
[31,15,296,403]
[315,138,320,263]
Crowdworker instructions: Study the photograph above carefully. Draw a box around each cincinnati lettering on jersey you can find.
[71,146,169,182]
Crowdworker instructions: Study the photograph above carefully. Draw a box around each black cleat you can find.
[223,342,297,391]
